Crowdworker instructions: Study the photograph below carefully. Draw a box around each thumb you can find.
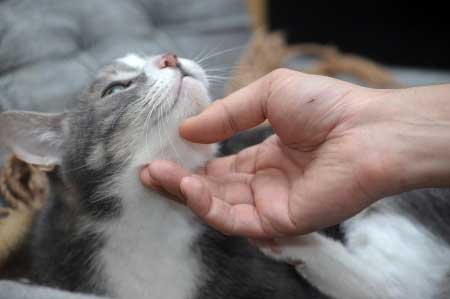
[180,70,283,143]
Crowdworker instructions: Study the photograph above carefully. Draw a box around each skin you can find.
[140,68,450,238]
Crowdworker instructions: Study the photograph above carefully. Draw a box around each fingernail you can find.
[270,245,282,254]
[180,176,202,199]
[290,260,305,267]
[149,160,169,173]
[179,119,196,138]
[139,166,152,185]
[247,239,258,247]
[140,165,162,190]
[180,116,197,127]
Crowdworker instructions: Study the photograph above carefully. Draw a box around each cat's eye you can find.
[102,82,131,97]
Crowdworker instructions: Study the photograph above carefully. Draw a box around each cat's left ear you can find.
[0,111,68,166]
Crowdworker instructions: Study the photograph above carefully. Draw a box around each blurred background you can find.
[265,1,450,69]
[248,0,450,84]
[0,0,449,113]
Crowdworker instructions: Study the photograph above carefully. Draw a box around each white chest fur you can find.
[96,139,214,299]
[98,173,202,299]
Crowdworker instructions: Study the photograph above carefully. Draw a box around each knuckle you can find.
[270,68,297,79]
[265,68,301,113]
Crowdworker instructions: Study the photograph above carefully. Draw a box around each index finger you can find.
[180,72,274,143]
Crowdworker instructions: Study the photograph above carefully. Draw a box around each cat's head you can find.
[0,53,215,184]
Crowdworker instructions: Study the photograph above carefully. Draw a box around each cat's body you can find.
[33,178,325,299]
[261,189,450,299]
[1,53,450,299]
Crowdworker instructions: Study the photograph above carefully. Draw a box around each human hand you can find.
[141,69,450,237]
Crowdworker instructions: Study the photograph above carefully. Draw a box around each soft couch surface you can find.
[0,0,249,113]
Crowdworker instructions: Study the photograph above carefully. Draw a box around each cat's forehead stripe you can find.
[117,54,147,70]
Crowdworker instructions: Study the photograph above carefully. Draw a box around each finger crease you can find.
[219,100,239,135]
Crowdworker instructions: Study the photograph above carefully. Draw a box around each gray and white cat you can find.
[1,53,450,299]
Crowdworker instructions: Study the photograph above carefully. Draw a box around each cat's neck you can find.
[92,153,207,299]
[78,138,216,298]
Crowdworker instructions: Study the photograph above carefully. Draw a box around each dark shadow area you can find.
[268,1,450,69]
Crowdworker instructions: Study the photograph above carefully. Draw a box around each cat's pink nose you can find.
[159,52,179,69]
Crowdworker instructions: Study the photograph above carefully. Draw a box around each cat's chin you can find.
[176,76,211,118]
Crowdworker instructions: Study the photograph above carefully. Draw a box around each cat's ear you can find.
[0,111,68,166]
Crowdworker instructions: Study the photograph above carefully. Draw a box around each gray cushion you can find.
[0,0,250,113]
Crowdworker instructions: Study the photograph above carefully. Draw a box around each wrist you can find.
[374,85,450,194]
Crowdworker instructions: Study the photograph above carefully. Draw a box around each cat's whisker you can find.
[155,92,166,154]
[196,46,244,65]
[203,67,236,72]
[144,87,164,154]
[192,46,216,63]
[161,97,181,162]
[206,74,231,79]
[206,77,231,82]
[195,45,223,65]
